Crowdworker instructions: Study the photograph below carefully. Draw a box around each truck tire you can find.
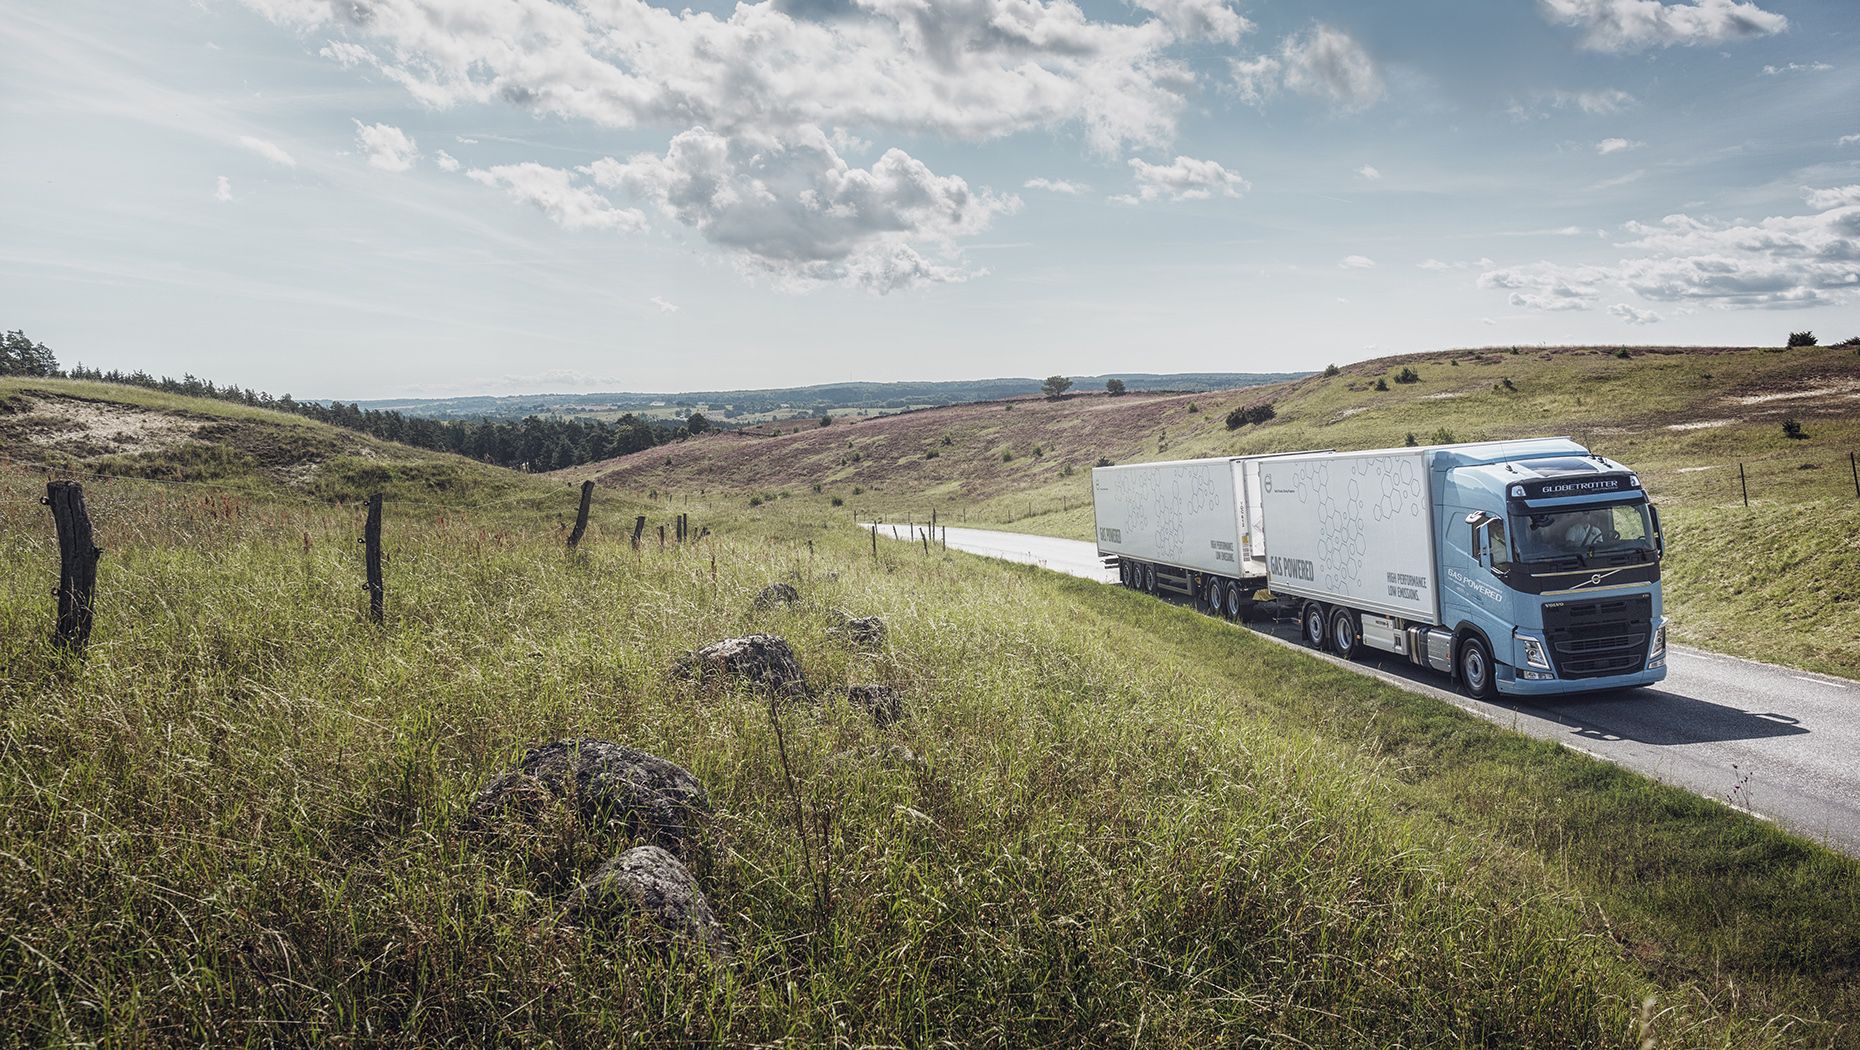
[1302,602,1329,650]
[1224,585,1245,621]
[1330,608,1362,660]
[1205,577,1224,616]
[1143,563,1156,594]
[1458,635,1497,701]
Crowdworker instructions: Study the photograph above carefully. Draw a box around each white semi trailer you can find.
[1093,439,1670,698]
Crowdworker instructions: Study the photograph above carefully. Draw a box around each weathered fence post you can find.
[658,524,666,548]
[1739,463,1749,509]
[921,527,929,555]
[631,515,647,550]
[871,523,878,561]
[45,481,102,653]
[1851,451,1858,500]
[567,480,594,549]
[363,492,384,624]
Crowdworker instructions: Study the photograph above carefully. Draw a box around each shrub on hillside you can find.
[1393,367,1420,384]
[1836,336,1860,348]
[1787,331,1818,347]
[1782,418,1807,440]
[1431,427,1457,444]
[1095,456,1113,467]
[1225,403,1276,430]
[1404,433,1419,447]
[1105,378,1126,396]
[1323,363,1341,377]
[1374,378,1390,392]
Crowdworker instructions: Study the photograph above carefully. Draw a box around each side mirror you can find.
[1650,505,1664,557]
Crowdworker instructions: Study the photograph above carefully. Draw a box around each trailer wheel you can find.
[1120,562,1133,588]
[1330,608,1362,660]
[1205,577,1224,616]
[1302,602,1329,650]
[1458,636,1497,701]
[1223,584,1245,621]
[1143,563,1156,594]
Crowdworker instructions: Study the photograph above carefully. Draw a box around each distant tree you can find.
[686,412,711,435]
[1186,402,1199,414]
[1392,367,1421,384]
[1837,336,1860,348]
[1323,363,1341,377]
[1374,378,1390,392]
[1225,403,1276,430]
[1041,375,1073,400]
[1787,331,1818,348]
[0,330,58,376]
[819,414,832,427]
[1782,418,1807,440]
[1105,378,1127,397]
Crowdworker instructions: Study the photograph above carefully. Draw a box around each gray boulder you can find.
[575,845,725,956]
[674,633,810,696]
[470,739,710,855]
[847,684,903,728]
[752,582,800,610]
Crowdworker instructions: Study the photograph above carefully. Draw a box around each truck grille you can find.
[1542,595,1650,680]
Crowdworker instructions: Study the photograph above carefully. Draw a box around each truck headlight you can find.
[1519,635,1551,671]
[1648,619,1668,665]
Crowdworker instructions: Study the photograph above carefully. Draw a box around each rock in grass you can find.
[470,739,710,855]
[828,611,887,649]
[674,634,810,697]
[847,684,902,728]
[575,845,725,956]
[752,582,800,610]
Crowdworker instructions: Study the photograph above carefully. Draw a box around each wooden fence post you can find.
[1738,463,1749,509]
[363,492,385,624]
[45,481,102,653]
[658,524,666,548]
[631,515,647,549]
[871,523,878,561]
[1851,451,1858,500]
[567,480,594,549]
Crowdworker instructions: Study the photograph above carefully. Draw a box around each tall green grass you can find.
[3,470,1855,1046]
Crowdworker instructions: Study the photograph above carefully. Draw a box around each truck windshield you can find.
[1512,500,1653,562]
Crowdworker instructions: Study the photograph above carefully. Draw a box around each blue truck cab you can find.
[1433,438,1668,697]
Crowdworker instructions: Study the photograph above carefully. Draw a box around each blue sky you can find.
[2,0,1857,398]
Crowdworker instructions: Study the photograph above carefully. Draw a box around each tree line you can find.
[3,330,675,472]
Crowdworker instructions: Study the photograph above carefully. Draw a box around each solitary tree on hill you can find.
[1787,331,1818,347]
[1105,378,1126,396]
[686,412,711,435]
[1042,375,1073,400]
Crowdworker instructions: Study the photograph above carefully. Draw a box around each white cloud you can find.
[1761,62,1832,75]
[1508,88,1638,119]
[1840,134,1860,147]
[1482,185,1860,312]
[1231,24,1383,111]
[1420,256,1494,271]
[1132,0,1252,43]
[467,163,648,233]
[434,150,461,173]
[1538,0,1787,53]
[1357,164,1382,180]
[1610,302,1662,324]
[238,135,296,167]
[214,175,233,203]
[585,125,1017,292]
[1023,177,1089,195]
[1117,154,1248,203]
[247,0,1201,157]
[456,136,480,145]
[353,120,419,172]
[1596,137,1644,154]
[650,295,679,313]
[1339,255,1376,269]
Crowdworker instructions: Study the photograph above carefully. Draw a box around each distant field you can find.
[575,345,1860,677]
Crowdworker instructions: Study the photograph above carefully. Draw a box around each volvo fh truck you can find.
[1091,439,1668,698]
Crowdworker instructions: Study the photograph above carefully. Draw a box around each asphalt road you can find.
[870,522,1860,856]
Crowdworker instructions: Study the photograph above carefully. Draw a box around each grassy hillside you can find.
[5,458,1860,1046]
[576,345,1860,677]
[0,377,613,515]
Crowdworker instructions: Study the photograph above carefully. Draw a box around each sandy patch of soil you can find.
[7,396,204,456]
[1666,419,1735,431]
[1728,380,1860,406]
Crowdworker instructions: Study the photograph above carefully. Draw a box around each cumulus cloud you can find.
[1356,164,1382,180]
[1482,186,1860,312]
[1610,302,1662,324]
[1133,0,1252,43]
[214,175,233,203]
[353,120,419,172]
[434,149,461,173]
[1024,177,1089,194]
[1538,0,1787,53]
[584,125,1017,292]
[238,135,296,167]
[1596,137,1644,154]
[1339,255,1376,269]
[1841,134,1860,147]
[1115,155,1248,203]
[467,163,648,233]
[1231,24,1383,110]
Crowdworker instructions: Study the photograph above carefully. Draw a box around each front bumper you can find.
[1496,662,1666,696]
[1500,617,1667,696]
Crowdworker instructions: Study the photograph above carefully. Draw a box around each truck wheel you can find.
[1330,609,1362,660]
[1458,636,1497,701]
[1302,602,1329,650]
[1224,584,1244,621]
[1143,563,1156,594]
[1206,578,1224,616]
